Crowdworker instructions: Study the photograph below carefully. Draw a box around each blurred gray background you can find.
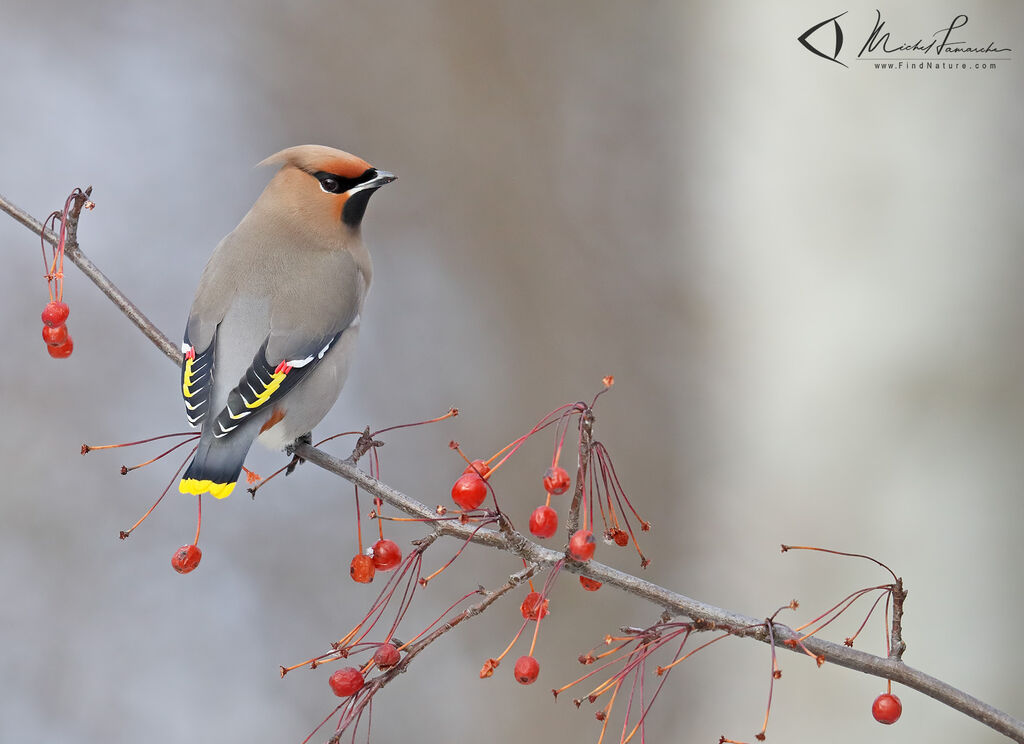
[2,1,1022,742]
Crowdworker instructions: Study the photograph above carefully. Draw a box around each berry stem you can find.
[780,544,899,584]
[396,588,483,651]
[791,585,890,638]
[757,620,780,741]
[526,591,544,657]
[551,407,573,467]
[595,681,619,744]
[193,495,202,546]
[312,429,364,447]
[372,407,458,437]
[418,518,498,586]
[482,403,583,479]
[655,630,731,675]
[121,433,201,473]
[844,588,893,647]
[82,431,198,452]
[119,444,197,539]
[494,618,530,664]
[375,498,385,541]
[354,485,364,553]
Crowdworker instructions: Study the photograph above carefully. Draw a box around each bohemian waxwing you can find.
[178,145,395,499]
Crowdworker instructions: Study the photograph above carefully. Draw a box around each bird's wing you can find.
[206,328,349,440]
[181,327,217,428]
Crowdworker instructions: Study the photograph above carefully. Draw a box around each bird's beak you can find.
[364,170,397,189]
[346,169,396,196]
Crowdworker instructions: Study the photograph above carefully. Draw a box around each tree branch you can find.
[5,191,1022,742]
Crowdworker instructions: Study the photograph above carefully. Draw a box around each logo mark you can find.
[798,11,849,67]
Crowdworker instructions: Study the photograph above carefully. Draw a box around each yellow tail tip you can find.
[179,478,237,499]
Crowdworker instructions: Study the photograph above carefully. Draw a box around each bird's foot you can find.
[284,432,313,475]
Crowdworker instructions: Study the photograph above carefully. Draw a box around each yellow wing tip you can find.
[179,478,237,499]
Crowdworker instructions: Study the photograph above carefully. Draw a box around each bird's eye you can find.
[319,176,341,194]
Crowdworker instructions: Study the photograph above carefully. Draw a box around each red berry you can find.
[520,591,549,620]
[373,642,401,669]
[42,324,68,346]
[171,544,202,574]
[47,335,74,359]
[328,667,365,697]
[543,466,571,495]
[350,553,375,583]
[528,505,558,539]
[568,529,596,561]
[463,459,491,477]
[41,301,70,328]
[371,539,402,571]
[451,472,488,510]
[579,576,602,591]
[513,655,540,685]
[872,693,902,725]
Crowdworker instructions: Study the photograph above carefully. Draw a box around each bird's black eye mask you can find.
[313,169,377,195]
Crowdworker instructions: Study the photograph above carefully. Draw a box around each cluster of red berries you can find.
[450,433,621,595]
[327,641,403,698]
[527,466,569,535]
[350,538,403,584]
[41,301,73,358]
[528,465,601,588]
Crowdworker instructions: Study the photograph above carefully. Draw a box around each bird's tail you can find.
[179,428,257,499]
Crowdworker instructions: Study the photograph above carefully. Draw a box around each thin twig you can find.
[566,406,594,536]
[890,576,908,661]
[4,193,1023,743]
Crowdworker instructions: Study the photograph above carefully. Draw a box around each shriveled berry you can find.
[171,544,202,574]
[463,459,491,477]
[328,667,365,697]
[543,465,571,495]
[350,553,375,583]
[451,472,488,510]
[42,324,68,346]
[606,527,629,547]
[872,692,902,725]
[373,642,401,669]
[520,591,549,620]
[479,658,499,678]
[371,539,402,571]
[47,335,74,359]
[568,529,596,561]
[41,301,70,328]
[513,655,540,685]
[528,505,558,539]
[579,576,602,591]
